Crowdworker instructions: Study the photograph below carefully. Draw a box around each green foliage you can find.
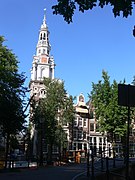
[90,70,128,141]
[32,78,75,150]
[10,135,19,150]
[0,36,27,135]
[52,0,135,23]
[132,75,135,85]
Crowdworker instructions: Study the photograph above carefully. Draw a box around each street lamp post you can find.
[86,106,90,177]
[87,139,90,177]
[118,84,135,180]
[39,117,44,167]
[133,26,135,37]
[87,149,90,177]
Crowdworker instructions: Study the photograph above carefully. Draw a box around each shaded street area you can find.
[0,163,86,180]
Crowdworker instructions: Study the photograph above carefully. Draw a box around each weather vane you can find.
[44,8,46,15]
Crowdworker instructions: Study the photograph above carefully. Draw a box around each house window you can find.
[90,137,92,143]
[99,137,102,143]
[83,132,86,140]
[90,111,94,119]
[73,143,76,150]
[115,134,121,142]
[96,123,99,132]
[90,123,94,131]
[84,118,87,127]
[84,143,87,151]
[78,143,82,150]
[94,137,96,144]
[73,130,77,139]
[74,118,78,126]
[78,130,83,140]
[103,137,106,144]
[52,145,58,153]
[79,118,82,127]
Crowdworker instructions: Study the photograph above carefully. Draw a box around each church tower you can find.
[29,10,55,100]
[29,10,55,156]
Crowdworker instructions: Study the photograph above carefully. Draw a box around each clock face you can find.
[41,57,47,63]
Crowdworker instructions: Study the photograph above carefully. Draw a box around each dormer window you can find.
[79,95,84,102]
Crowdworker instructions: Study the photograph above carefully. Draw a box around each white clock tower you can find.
[29,9,55,100]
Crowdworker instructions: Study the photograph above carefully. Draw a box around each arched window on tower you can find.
[43,49,45,54]
[40,33,42,40]
[40,68,44,79]
[40,89,46,97]
[50,68,52,77]
[43,33,46,40]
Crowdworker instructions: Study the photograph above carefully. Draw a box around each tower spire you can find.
[43,8,46,26]
[41,8,47,28]
[30,9,55,82]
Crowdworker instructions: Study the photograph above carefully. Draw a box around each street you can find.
[0,163,86,180]
[1,158,134,180]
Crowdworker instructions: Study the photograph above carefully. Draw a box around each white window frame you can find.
[78,117,83,127]
[83,118,87,127]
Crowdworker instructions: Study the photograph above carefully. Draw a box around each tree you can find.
[32,78,75,164]
[52,0,135,24]
[90,70,129,154]
[0,36,27,166]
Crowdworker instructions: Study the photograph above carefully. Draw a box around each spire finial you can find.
[44,8,46,15]
[43,8,46,25]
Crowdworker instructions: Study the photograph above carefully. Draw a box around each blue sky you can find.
[0,0,135,102]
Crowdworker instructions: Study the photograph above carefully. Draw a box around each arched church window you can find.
[39,49,41,53]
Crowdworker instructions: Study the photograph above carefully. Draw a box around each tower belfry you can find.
[30,10,55,100]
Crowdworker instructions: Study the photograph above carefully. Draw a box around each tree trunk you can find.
[5,133,10,169]
[47,143,53,165]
